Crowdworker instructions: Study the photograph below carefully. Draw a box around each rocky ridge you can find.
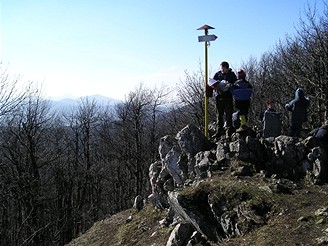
[67,125,328,246]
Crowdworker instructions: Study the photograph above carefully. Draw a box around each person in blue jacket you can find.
[285,88,310,137]
[231,69,253,131]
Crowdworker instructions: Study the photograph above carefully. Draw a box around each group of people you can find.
[209,60,326,141]
[262,87,311,138]
[208,61,253,138]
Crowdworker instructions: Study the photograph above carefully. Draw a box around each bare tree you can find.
[61,97,104,235]
[0,64,36,118]
[274,1,328,128]
[146,84,171,162]
[176,67,216,130]
[0,92,55,245]
[110,83,172,201]
[239,2,328,133]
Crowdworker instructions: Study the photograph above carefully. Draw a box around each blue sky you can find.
[0,0,326,100]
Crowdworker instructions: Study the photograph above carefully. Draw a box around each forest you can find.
[0,4,327,246]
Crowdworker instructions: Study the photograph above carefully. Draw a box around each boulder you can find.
[133,195,144,211]
[168,191,220,243]
[166,223,194,246]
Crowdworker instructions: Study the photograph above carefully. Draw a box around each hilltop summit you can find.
[67,125,328,246]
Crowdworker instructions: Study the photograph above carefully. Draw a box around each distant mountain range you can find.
[49,94,122,112]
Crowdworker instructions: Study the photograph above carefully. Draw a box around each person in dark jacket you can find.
[285,88,310,137]
[260,99,277,120]
[262,99,282,138]
[210,61,237,137]
[231,69,253,131]
[309,119,328,148]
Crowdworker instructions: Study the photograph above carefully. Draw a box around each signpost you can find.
[198,34,218,43]
[197,24,217,138]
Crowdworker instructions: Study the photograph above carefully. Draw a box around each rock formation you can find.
[146,124,328,245]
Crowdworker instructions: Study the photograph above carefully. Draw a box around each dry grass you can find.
[67,172,328,246]
[67,204,172,246]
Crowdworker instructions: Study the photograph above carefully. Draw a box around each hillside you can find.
[66,125,328,246]
[67,173,328,245]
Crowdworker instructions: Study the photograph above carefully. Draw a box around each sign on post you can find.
[198,34,218,42]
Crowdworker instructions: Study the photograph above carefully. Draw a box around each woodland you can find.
[0,3,327,246]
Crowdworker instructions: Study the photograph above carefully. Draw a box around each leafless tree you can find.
[0,92,55,245]
[273,1,328,128]
[0,64,36,118]
[176,68,216,130]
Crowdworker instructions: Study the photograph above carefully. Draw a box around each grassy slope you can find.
[67,173,328,246]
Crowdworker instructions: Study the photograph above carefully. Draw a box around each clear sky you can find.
[0,0,326,100]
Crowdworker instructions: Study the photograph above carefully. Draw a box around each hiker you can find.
[308,119,328,183]
[209,61,237,138]
[231,69,253,132]
[262,99,282,138]
[309,119,328,148]
[260,99,277,119]
[285,88,310,137]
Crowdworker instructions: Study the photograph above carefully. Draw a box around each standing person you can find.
[231,69,253,132]
[262,99,282,138]
[285,88,310,137]
[309,119,328,148]
[308,119,328,183]
[260,99,277,119]
[210,61,237,138]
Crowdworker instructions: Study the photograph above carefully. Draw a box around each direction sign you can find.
[198,34,218,42]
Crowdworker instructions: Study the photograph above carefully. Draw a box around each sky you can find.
[0,0,326,100]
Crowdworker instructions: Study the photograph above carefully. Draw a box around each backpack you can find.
[263,110,282,138]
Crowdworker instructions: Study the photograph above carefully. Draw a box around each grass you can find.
[67,172,328,246]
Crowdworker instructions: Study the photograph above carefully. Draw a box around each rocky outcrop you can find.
[168,191,220,243]
[146,124,328,245]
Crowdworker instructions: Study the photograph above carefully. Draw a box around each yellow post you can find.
[197,24,216,138]
[204,29,209,138]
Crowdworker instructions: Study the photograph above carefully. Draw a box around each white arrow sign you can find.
[198,34,218,42]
